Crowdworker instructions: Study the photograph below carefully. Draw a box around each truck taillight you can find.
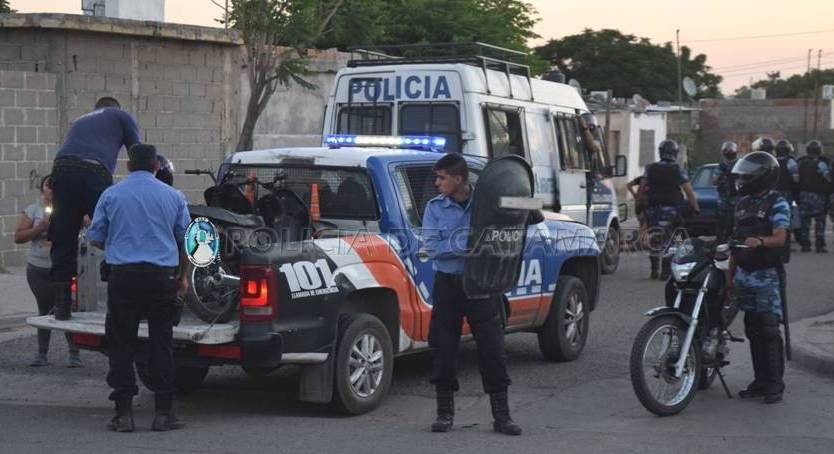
[240,266,277,321]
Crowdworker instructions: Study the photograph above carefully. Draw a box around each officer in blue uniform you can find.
[422,153,521,436]
[86,144,191,432]
[644,140,700,280]
[713,141,739,242]
[773,139,800,250]
[49,97,141,320]
[796,140,831,252]
[729,151,791,404]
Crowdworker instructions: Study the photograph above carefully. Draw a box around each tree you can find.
[734,69,834,98]
[1,0,15,14]
[534,29,722,102]
[227,0,344,151]
[315,0,545,70]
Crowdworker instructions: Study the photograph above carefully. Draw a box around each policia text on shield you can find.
[85,144,192,432]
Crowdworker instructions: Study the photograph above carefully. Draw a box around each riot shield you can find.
[463,155,541,299]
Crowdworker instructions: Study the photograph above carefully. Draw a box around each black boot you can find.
[430,390,454,432]
[52,282,72,321]
[152,395,185,431]
[106,399,134,432]
[489,391,522,436]
[649,256,659,280]
[739,313,766,399]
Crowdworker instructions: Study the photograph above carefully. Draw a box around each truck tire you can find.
[332,313,394,415]
[135,361,210,395]
[600,226,620,274]
[537,276,590,362]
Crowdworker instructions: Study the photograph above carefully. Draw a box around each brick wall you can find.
[0,70,59,267]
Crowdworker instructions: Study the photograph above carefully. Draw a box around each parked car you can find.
[681,163,719,237]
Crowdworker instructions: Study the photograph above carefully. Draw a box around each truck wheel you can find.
[537,276,590,362]
[600,226,620,274]
[135,361,209,395]
[332,314,393,415]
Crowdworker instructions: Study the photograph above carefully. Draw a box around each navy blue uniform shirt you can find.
[55,107,141,174]
[86,171,191,267]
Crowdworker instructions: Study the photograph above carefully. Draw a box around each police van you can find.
[321,43,627,273]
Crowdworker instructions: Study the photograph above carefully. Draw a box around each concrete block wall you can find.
[0,70,59,267]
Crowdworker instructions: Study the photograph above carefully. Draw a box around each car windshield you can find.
[692,166,717,187]
[221,165,378,220]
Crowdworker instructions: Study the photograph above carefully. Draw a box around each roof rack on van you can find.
[347,42,535,101]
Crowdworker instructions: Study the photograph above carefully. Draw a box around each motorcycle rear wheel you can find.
[630,315,701,416]
[185,261,239,323]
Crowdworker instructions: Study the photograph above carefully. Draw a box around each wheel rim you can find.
[347,333,385,399]
[563,292,585,347]
[604,229,619,265]
[191,263,238,313]
[641,323,696,407]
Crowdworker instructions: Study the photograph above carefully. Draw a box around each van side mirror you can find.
[614,155,627,177]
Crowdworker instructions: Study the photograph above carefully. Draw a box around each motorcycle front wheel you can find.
[630,315,701,416]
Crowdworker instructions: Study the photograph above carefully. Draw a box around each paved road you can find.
[1,250,833,454]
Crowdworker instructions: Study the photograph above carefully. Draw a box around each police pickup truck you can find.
[29,135,600,415]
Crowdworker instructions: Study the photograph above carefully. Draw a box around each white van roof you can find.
[334,63,588,112]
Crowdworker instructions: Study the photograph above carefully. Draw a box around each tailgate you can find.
[27,312,238,345]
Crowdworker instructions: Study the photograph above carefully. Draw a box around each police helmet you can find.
[155,154,175,186]
[751,136,775,154]
[806,140,823,156]
[731,151,779,196]
[658,139,679,160]
[774,139,794,157]
[720,141,738,159]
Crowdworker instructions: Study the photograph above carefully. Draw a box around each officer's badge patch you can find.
[185,217,220,267]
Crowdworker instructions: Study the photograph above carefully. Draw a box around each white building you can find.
[82,0,165,22]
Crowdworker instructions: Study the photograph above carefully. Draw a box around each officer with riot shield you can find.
[796,140,831,252]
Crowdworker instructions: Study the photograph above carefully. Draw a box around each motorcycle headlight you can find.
[671,262,696,281]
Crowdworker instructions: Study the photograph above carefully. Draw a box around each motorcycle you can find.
[183,168,313,323]
[630,238,747,416]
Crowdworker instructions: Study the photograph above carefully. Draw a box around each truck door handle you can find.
[579,183,586,189]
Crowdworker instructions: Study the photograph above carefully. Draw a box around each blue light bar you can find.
[325,134,447,152]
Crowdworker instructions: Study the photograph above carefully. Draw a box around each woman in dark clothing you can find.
[14,175,81,367]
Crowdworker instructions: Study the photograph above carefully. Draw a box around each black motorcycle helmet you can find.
[752,136,775,154]
[774,139,794,157]
[806,140,823,156]
[720,141,738,160]
[731,151,780,196]
[155,154,175,186]
[658,139,679,161]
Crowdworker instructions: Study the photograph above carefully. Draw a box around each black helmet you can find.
[774,139,794,157]
[155,154,174,186]
[720,141,738,159]
[731,151,779,196]
[806,140,823,156]
[658,139,679,160]
[752,136,775,154]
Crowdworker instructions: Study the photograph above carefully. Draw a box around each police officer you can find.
[49,97,141,320]
[422,153,521,436]
[713,141,740,242]
[155,154,175,186]
[644,140,700,280]
[796,140,831,252]
[86,144,191,432]
[773,139,799,203]
[729,151,790,404]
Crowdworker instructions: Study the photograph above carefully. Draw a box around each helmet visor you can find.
[731,157,766,176]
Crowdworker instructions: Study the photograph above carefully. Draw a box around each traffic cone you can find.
[310,183,321,222]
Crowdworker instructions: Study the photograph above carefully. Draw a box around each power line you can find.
[713,53,829,71]
[718,56,834,75]
[721,61,834,79]
[686,28,834,44]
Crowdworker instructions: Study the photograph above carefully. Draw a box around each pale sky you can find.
[11,0,834,94]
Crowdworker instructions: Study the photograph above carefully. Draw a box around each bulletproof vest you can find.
[716,159,737,198]
[733,192,785,270]
[776,156,797,192]
[798,157,829,193]
[646,162,684,206]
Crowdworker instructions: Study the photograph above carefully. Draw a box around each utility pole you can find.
[676,29,684,163]
[803,49,812,143]
[813,49,822,139]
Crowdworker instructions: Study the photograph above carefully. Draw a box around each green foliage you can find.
[534,29,722,102]
[1,0,15,14]
[734,69,834,98]
[315,0,545,70]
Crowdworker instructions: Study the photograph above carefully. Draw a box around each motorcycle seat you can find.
[188,204,265,228]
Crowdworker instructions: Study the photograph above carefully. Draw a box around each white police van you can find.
[321,43,627,273]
